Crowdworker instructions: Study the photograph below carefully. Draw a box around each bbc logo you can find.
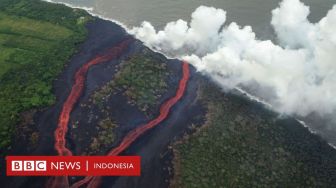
[11,161,47,171]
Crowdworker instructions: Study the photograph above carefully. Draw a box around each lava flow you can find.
[55,39,131,156]
[48,39,132,188]
[70,62,190,188]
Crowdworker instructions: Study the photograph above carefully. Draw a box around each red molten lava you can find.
[49,39,132,188]
[70,62,190,188]
[55,39,131,156]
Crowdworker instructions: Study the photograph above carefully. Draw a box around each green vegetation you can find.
[172,82,336,188]
[0,0,91,150]
[92,50,169,114]
[88,118,118,155]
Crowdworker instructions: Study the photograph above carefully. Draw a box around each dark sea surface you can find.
[49,0,334,39]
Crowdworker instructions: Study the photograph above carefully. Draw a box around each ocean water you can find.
[49,0,334,39]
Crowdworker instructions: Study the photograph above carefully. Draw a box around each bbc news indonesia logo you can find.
[6,156,140,176]
[12,160,47,171]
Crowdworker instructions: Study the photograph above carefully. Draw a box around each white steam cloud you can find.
[130,0,336,117]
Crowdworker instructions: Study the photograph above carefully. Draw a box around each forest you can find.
[0,0,91,150]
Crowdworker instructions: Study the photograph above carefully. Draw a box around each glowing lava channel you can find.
[71,62,190,188]
[49,39,132,188]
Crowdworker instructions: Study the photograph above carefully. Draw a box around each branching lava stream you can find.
[48,37,190,188]
[71,62,190,188]
[48,39,132,188]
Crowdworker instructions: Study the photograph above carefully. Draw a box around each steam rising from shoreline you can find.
[130,0,336,117]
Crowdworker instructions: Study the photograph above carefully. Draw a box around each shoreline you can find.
[169,80,336,187]
[235,87,336,150]
[40,0,336,150]
[42,0,134,43]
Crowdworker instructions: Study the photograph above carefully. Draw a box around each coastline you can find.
[42,0,133,41]
[40,0,336,150]
[169,80,336,187]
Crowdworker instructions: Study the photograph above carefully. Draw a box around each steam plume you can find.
[130,0,336,118]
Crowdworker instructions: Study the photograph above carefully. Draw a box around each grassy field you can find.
[171,81,336,187]
[0,13,72,76]
[0,0,91,150]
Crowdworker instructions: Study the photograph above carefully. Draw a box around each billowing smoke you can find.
[130,0,336,118]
